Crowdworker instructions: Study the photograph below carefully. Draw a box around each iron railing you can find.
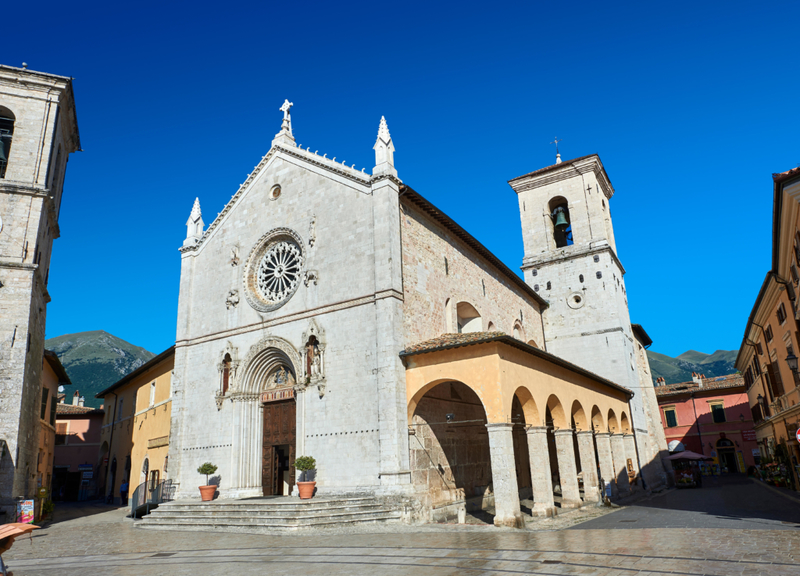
[130,479,174,518]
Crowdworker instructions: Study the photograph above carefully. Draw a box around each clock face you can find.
[243,228,305,312]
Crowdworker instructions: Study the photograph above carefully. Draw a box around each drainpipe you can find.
[103,392,118,502]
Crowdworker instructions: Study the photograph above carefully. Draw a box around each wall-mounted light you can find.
[787,353,799,375]
[446,413,455,423]
[740,414,745,423]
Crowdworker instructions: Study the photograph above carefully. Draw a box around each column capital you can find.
[526,426,549,435]
[485,422,514,431]
[554,428,575,437]
[595,432,611,438]
[576,430,595,437]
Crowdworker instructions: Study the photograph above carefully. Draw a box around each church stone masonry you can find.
[168,101,669,522]
[0,65,80,516]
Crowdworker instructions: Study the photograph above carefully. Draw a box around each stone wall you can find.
[400,199,544,347]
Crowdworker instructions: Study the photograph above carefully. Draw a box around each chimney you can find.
[78,396,85,407]
[72,390,80,406]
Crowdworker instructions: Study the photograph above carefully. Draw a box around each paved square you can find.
[5,476,800,576]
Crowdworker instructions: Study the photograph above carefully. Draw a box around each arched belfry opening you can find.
[548,196,573,248]
[232,338,300,496]
[0,106,15,179]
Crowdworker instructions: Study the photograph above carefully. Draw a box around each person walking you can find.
[119,480,129,506]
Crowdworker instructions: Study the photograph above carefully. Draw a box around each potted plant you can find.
[197,462,218,501]
[294,456,316,499]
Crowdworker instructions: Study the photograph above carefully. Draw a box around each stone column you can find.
[623,434,641,491]
[553,429,582,508]
[526,427,556,517]
[576,431,600,502]
[595,432,617,499]
[610,433,631,497]
[486,423,524,528]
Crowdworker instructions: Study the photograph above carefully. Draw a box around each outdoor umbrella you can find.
[664,450,710,460]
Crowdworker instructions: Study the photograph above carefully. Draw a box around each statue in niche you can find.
[305,336,321,378]
[230,245,240,266]
[301,320,326,388]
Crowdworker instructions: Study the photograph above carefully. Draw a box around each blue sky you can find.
[8,1,798,357]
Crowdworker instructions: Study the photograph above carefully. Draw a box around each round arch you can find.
[590,406,604,432]
[512,320,525,341]
[237,336,301,394]
[620,412,631,433]
[456,301,482,333]
[570,400,588,431]
[408,378,490,422]
[546,395,567,428]
[511,387,540,425]
[607,409,619,433]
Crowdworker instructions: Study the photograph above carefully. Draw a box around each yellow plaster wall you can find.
[98,353,173,499]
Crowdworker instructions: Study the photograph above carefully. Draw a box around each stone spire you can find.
[184,197,204,247]
[372,116,396,177]
[273,99,297,147]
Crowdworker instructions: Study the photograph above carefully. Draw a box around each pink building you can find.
[655,373,759,473]
[53,400,105,501]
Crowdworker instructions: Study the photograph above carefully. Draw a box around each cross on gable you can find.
[280,99,293,117]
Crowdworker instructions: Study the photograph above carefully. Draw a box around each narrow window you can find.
[663,407,677,428]
[756,342,763,355]
[792,264,799,284]
[710,403,726,423]
[149,381,156,407]
[49,398,57,426]
[596,271,602,279]
[546,281,551,290]
[444,257,448,276]
[222,353,231,395]
[40,388,49,420]
[0,108,15,179]
[579,274,584,283]
[117,399,124,421]
[482,279,486,296]
[777,302,787,325]
[766,325,774,342]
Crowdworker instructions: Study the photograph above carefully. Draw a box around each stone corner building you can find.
[0,65,80,517]
[168,102,668,525]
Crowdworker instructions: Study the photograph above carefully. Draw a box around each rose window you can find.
[243,228,305,313]
[256,241,302,302]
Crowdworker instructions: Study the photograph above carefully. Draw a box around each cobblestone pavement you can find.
[4,476,800,576]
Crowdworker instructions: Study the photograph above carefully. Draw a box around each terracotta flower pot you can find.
[297,481,316,499]
[199,485,216,501]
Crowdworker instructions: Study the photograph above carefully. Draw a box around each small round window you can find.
[269,185,282,200]
[567,292,585,309]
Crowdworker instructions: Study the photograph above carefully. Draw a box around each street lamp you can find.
[786,352,799,374]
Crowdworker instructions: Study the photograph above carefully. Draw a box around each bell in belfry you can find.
[553,206,569,230]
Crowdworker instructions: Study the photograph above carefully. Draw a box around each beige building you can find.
[0,64,79,517]
[736,166,800,488]
[35,350,70,514]
[96,347,174,504]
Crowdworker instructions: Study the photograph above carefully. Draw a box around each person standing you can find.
[119,480,129,506]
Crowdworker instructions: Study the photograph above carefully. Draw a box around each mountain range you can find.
[646,349,738,385]
[45,331,155,408]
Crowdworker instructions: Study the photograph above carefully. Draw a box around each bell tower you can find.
[509,154,663,481]
[0,64,79,516]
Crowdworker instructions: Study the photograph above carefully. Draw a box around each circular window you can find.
[243,228,304,312]
[269,185,281,200]
[567,292,585,309]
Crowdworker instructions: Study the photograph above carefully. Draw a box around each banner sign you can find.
[742,430,757,442]
[261,388,295,403]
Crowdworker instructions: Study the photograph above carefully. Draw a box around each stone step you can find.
[157,496,377,510]
[137,513,402,533]
[141,509,400,527]
[148,503,388,517]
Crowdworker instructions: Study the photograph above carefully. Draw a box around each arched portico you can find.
[401,333,635,524]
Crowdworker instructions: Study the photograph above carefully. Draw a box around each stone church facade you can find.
[168,102,668,523]
[0,65,79,516]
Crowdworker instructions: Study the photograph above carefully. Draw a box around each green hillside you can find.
[647,349,738,385]
[45,331,156,408]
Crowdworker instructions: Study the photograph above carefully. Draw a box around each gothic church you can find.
[168,101,668,526]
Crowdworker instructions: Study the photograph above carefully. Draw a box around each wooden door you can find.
[262,400,296,496]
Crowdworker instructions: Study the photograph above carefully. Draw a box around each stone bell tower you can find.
[0,64,79,515]
[509,154,663,481]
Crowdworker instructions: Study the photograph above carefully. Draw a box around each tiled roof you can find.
[773,166,800,184]
[655,373,744,397]
[507,154,598,183]
[400,332,633,398]
[56,403,104,416]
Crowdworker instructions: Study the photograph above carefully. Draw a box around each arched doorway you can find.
[716,438,737,473]
[408,380,492,518]
[233,337,300,496]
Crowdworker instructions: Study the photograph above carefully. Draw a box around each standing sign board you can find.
[16,500,34,524]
